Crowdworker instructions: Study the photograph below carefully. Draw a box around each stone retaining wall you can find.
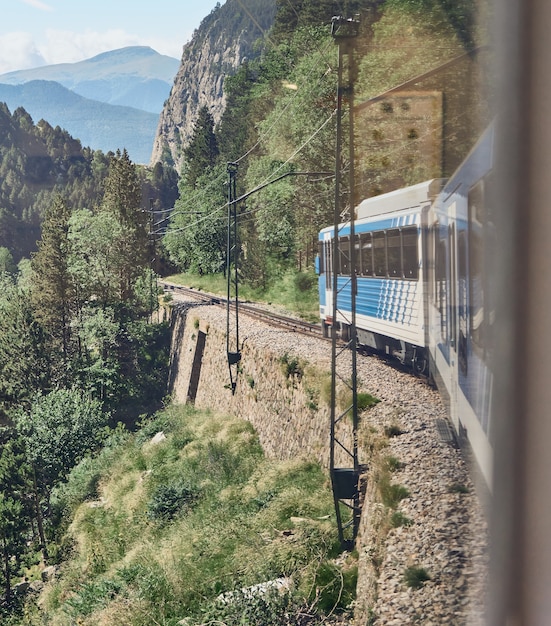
[167,302,352,469]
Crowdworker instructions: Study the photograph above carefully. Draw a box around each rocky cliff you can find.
[150,0,276,170]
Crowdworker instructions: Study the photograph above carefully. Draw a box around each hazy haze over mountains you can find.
[0,47,179,114]
[0,47,179,163]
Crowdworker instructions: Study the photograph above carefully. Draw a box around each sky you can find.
[0,0,222,74]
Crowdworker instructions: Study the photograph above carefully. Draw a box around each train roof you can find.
[355,178,446,220]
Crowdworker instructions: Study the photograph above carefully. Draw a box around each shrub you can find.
[390,511,413,528]
[384,423,404,437]
[357,392,380,411]
[403,566,431,589]
[294,271,316,292]
[146,482,199,521]
[379,475,409,508]
[448,482,469,494]
[310,561,358,613]
[279,353,304,380]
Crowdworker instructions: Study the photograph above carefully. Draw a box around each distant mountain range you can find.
[0,47,179,113]
[0,47,180,164]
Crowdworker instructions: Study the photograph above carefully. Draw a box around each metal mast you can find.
[330,15,361,550]
[226,161,241,394]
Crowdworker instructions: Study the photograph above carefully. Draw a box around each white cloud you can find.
[0,32,47,73]
[0,27,186,75]
[41,28,143,65]
[19,0,54,11]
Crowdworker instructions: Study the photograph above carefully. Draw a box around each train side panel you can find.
[318,180,442,370]
[427,125,495,489]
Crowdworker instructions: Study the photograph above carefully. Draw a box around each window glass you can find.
[360,232,373,276]
[373,231,386,277]
[458,228,468,374]
[354,235,361,274]
[387,229,401,277]
[469,181,485,352]
[317,240,324,275]
[402,227,419,279]
[435,225,448,342]
[339,236,350,275]
[325,240,332,289]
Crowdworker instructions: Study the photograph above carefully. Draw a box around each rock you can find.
[41,565,56,582]
[149,431,167,445]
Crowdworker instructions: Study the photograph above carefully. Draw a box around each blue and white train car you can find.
[427,124,495,489]
[318,179,444,372]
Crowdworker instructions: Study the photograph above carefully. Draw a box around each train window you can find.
[469,181,486,354]
[402,227,419,279]
[435,227,448,342]
[360,233,373,276]
[458,228,468,374]
[387,229,401,277]
[449,223,457,349]
[354,235,361,274]
[339,235,350,275]
[317,241,324,275]
[373,231,386,277]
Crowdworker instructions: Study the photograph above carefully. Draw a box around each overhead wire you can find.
[162,109,337,236]
[163,16,480,237]
[167,32,337,219]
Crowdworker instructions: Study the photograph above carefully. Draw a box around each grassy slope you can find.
[21,405,356,625]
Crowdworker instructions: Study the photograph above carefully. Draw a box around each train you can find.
[317,124,495,490]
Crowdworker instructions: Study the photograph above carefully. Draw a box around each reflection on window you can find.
[469,181,487,353]
[387,229,401,277]
[373,232,386,277]
[435,227,448,342]
[458,228,468,374]
[339,236,350,275]
[361,233,373,276]
[402,227,419,279]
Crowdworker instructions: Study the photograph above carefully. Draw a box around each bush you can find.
[146,482,199,521]
[294,271,316,292]
[310,561,358,613]
[403,566,431,589]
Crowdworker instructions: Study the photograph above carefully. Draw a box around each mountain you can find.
[0,47,179,114]
[150,0,276,169]
[0,81,158,164]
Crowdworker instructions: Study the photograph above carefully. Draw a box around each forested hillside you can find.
[163,0,489,290]
[0,103,178,262]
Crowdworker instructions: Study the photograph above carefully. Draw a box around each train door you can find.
[448,202,460,429]
[323,235,334,335]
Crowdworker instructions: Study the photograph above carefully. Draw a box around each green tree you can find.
[100,149,149,303]
[183,106,219,189]
[0,247,16,274]
[30,195,75,383]
[0,274,47,419]
[163,163,227,274]
[0,431,32,606]
[16,390,109,560]
[68,209,126,310]
[17,389,108,488]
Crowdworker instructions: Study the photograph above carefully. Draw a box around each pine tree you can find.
[0,275,47,418]
[0,431,32,603]
[100,149,149,303]
[183,106,219,188]
[30,195,75,384]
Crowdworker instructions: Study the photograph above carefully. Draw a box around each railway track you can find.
[159,280,432,381]
[160,280,324,339]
